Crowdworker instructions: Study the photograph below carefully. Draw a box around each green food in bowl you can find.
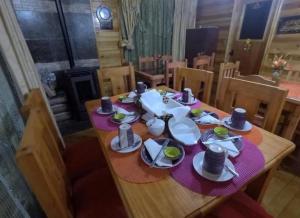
[164,146,181,160]
[113,113,126,120]
[214,127,229,138]
[118,95,126,101]
[191,108,203,117]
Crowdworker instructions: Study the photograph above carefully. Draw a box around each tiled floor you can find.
[64,129,300,218]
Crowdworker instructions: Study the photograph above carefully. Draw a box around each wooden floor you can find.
[64,129,300,218]
[262,170,300,218]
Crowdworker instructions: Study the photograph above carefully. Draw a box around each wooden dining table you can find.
[85,86,295,218]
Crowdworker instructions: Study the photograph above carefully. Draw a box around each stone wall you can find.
[12,0,99,73]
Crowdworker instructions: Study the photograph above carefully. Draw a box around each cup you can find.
[203,144,226,175]
[118,123,134,148]
[230,107,247,129]
[182,88,193,103]
[101,96,113,113]
[137,81,147,94]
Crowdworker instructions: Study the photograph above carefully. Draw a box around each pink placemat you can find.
[170,139,265,196]
[91,102,138,131]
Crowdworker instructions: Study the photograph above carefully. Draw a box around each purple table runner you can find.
[91,102,138,131]
[170,139,265,196]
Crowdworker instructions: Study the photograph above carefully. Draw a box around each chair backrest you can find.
[16,109,72,218]
[215,61,240,106]
[139,56,156,71]
[236,75,276,86]
[161,55,173,62]
[285,64,300,82]
[174,67,214,104]
[98,63,136,96]
[21,88,64,151]
[165,59,188,87]
[218,78,288,132]
[193,53,215,69]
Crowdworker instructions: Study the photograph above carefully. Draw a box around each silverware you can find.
[202,136,242,145]
[225,164,239,177]
[115,140,140,151]
[150,139,170,167]
[195,112,215,121]
[214,143,240,154]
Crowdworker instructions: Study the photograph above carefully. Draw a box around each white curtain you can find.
[172,0,198,60]
[120,0,141,50]
[0,0,40,99]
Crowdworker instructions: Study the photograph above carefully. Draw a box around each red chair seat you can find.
[206,191,272,218]
[64,137,107,182]
[72,168,127,218]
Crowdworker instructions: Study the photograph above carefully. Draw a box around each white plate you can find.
[96,105,117,115]
[193,152,235,182]
[222,116,253,132]
[110,113,140,124]
[177,97,198,105]
[119,97,135,104]
[110,134,142,153]
[168,117,201,145]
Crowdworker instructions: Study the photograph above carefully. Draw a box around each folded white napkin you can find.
[128,91,137,98]
[207,138,239,158]
[144,139,172,167]
[196,112,220,124]
[164,106,190,121]
[140,90,190,117]
[141,112,155,122]
[116,107,135,116]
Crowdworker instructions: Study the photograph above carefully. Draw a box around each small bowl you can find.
[214,127,229,138]
[113,113,126,121]
[164,146,181,160]
[191,108,203,117]
[118,95,126,101]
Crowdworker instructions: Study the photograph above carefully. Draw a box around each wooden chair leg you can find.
[245,162,280,203]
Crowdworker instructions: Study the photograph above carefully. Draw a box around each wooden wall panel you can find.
[261,0,300,77]
[90,0,122,68]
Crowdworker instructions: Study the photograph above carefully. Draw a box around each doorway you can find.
[227,0,278,75]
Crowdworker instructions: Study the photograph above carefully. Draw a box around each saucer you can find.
[110,113,140,124]
[110,134,142,153]
[222,116,253,132]
[200,129,244,158]
[193,152,235,182]
[119,96,135,104]
[190,110,220,126]
[96,105,117,115]
[177,97,198,105]
[141,138,185,169]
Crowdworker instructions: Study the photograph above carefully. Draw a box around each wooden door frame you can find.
[225,0,284,62]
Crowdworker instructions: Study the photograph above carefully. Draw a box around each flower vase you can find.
[272,70,281,86]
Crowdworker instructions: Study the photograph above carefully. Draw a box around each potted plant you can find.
[271,55,287,85]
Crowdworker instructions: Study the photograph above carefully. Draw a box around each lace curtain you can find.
[122,0,175,65]
[0,56,42,217]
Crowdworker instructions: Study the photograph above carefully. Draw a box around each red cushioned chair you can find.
[17,109,127,218]
[205,191,272,218]
[21,88,107,183]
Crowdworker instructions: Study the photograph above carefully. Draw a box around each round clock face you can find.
[97,6,112,21]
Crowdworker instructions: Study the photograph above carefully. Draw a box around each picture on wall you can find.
[277,15,300,34]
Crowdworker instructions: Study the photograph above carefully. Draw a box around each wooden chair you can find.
[138,56,156,71]
[16,109,126,218]
[215,61,240,106]
[193,53,215,70]
[174,67,213,104]
[164,59,188,87]
[21,89,106,182]
[218,78,288,132]
[98,63,136,96]
[21,88,64,150]
[286,69,300,82]
[236,75,276,86]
